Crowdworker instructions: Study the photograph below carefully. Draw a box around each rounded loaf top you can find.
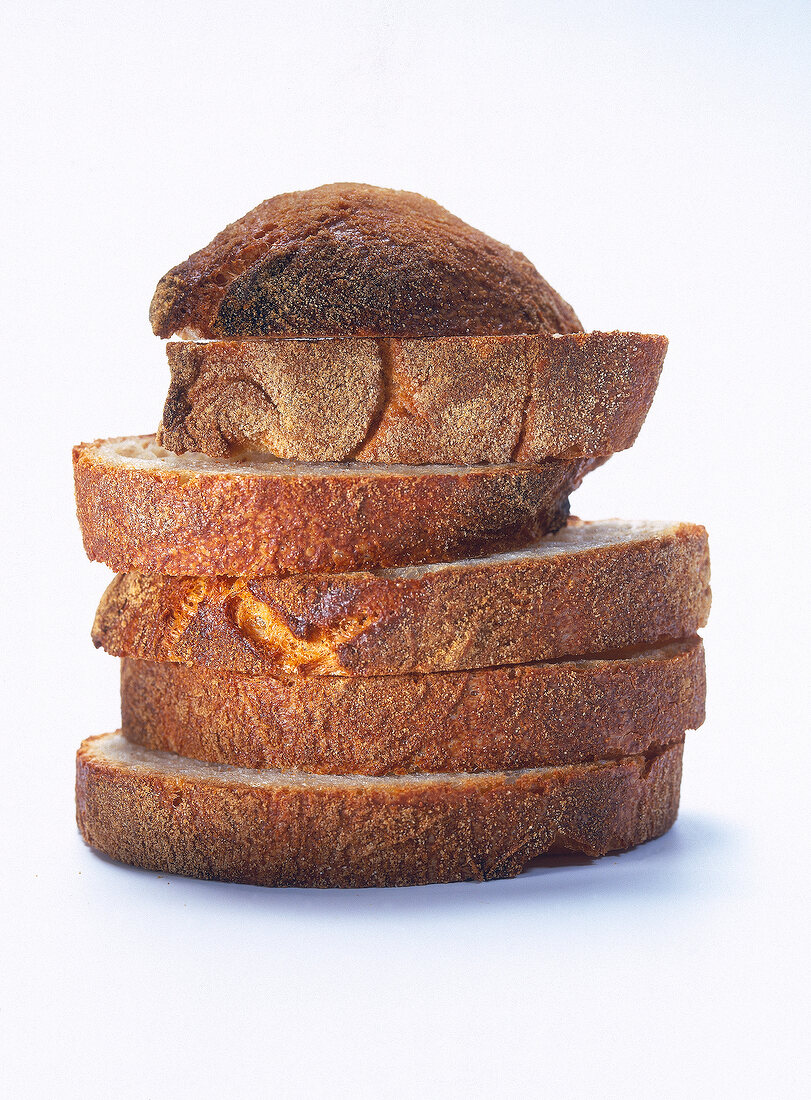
[149,182,582,340]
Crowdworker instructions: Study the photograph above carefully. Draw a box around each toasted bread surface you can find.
[149,183,581,340]
[73,436,592,576]
[76,733,683,887]
[158,331,667,464]
[94,520,711,676]
[121,639,704,774]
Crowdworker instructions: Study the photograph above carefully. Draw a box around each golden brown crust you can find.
[76,733,683,887]
[94,521,711,676]
[157,331,667,464]
[73,436,591,576]
[121,639,705,774]
[149,183,582,341]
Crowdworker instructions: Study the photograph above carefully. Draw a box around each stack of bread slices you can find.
[73,184,710,888]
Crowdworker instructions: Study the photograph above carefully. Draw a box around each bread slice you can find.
[149,183,582,341]
[157,331,666,464]
[73,435,593,576]
[76,732,684,888]
[94,520,711,676]
[121,638,705,774]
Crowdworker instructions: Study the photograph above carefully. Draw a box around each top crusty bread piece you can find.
[157,331,666,464]
[149,183,582,340]
[93,520,711,676]
[73,436,593,576]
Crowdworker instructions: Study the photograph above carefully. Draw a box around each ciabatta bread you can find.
[149,183,581,340]
[74,435,592,576]
[121,638,705,774]
[94,520,711,676]
[76,732,683,888]
[157,331,666,464]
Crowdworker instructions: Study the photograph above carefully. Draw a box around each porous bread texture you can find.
[73,435,593,576]
[149,183,582,340]
[157,331,667,464]
[94,520,711,676]
[76,733,683,887]
[121,638,705,774]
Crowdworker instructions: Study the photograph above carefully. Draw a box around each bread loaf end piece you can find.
[149,183,582,340]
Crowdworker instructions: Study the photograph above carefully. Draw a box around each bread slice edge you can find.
[76,733,684,888]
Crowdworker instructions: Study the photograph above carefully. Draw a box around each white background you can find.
[2,2,809,1097]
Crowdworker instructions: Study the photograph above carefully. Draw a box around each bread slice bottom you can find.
[76,733,683,888]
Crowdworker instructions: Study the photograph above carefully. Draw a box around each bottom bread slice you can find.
[76,733,684,888]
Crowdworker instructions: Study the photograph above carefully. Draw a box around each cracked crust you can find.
[121,638,705,774]
[76,733,684,887]
[157,331,667,464]
[149,183,582,340]
[94,520,711,676]
[73,436,593,576]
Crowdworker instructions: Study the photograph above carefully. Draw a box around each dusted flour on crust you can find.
[157,331,667,465]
